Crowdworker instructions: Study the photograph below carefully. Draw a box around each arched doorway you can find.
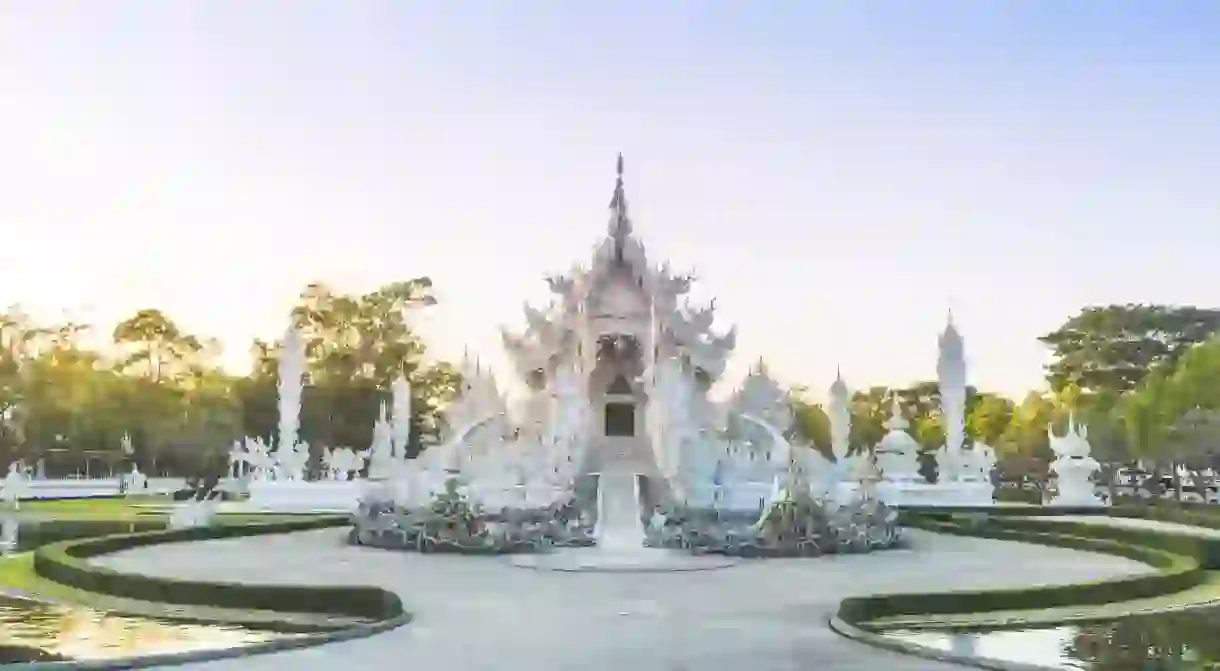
[603,374,636,437]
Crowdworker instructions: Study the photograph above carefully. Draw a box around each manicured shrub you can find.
[989,516,1220,569]
[899,505,1112,518]
[34,517,403,622]
[839,516,1203,628]
[1112,504,1220,532]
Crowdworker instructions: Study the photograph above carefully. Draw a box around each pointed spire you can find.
[608,153,632,259]
[830,366,847,394]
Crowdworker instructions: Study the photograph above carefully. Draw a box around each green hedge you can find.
[34,517,404,622]
[838,516,1203,628]
[1112,503,1220,532]
[987,516,1220,569]
[899,505,1110,518]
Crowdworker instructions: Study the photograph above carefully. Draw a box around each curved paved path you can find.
[91,529,1150,671]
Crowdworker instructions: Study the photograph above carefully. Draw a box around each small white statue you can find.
[323,447,364,481]
[965,442,997,483]
[1,463,28,510]
[1048,414,1105,507]
[126,465,147,496]
[874,399,923,483]
[0,515,17,552]
[169,498,217,529]
[367,403,396,479]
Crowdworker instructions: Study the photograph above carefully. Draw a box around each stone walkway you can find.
[90,528,1150,671]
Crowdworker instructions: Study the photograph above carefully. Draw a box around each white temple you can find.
[361,155,837,554]
[494,154,740,484]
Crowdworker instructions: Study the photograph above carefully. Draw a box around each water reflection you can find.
[0,518,16,555]
[882,628,1083,669]
[0,515,290,663]
[882,607,1220,670]
[0,595,282,662]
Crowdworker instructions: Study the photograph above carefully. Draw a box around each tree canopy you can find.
[1040,304,1220,395]
[5,294,1220,487]
[0,278,457,477]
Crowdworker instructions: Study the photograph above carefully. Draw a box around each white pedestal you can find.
[169,500,218,528]
[875,480,996,507]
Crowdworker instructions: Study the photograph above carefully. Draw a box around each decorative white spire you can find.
[830,367,847,398]
[938,310,963,362]
[607,153,632,261]
[828,368,851,461]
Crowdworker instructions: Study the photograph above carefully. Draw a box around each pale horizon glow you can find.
[2,3,1218,402]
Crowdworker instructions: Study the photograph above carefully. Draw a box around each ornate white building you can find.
[351,157,905,558]
[499,155,738,479]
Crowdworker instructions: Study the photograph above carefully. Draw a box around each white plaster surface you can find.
[89,528,1151,671]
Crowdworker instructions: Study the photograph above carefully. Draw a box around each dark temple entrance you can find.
[604,402,636,437]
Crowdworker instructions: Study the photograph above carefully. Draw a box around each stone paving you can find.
[90,528,1151,671]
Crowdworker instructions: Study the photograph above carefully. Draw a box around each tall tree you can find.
[789,395,832,457]
[112,309,203,382]
[241,279,456,455]
[1040,304,1220,395]
[967,392,1015,446]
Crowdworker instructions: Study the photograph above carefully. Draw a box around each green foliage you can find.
[839,515,1205,628]
[1040,304,1220,395]
[788,396,831,456]
[249,279,460,457]
[33,517,403,620]
[0,278,459,475]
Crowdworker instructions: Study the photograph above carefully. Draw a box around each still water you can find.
[0,516,293,664]
[882,607,1220,670]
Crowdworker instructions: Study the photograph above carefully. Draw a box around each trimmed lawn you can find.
[17,496,166,519]
[15,497,333,524]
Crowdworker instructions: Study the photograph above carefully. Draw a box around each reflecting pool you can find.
[0,515,295,664]
[881,606,1220,670]
[0,594,284,663]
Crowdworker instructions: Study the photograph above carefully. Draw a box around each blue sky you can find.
[1,2,1217,400]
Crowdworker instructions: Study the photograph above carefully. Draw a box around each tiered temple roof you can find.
[500,156,737,386]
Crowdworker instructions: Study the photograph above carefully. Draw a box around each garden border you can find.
[33,517,405,621]
[827,615,1056,671]
[27,609,413,670]
[837,515,1203,629]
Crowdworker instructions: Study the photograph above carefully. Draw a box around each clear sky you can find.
[1,2,1218,401]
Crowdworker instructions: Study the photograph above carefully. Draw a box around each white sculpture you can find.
[828,369,852,466]
[126,464,147,496]
[391,374,412,458]
[232,436,274,482]
[367,402,396,479]
[169,498,218,529]
[276,441,310,482]
[874,398,923,483]
[275,326,307,480]
[1048,414,1105,507]
[960,442,997,484]
[323,446,365,481]
[0,463,27,510]
[363,156,827,548]
[936,314,967,482]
